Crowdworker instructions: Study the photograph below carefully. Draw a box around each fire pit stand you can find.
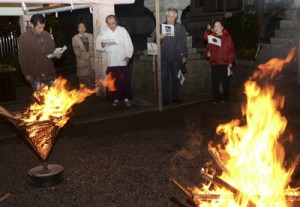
[8,114,67,187]
[27,162,64,187]
[0,77,95,188]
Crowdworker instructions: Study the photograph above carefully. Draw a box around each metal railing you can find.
[0,32,18,60]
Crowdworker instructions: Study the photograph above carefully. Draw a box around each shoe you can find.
[112,99,119,106]
[172,99,181,104]
[163,100,170,106]
[124,98,131,107]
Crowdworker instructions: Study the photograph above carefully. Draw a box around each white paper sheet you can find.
[162,24,174,37]
[147,43,157,55]
[101,39,117,46]
[177,70,185,86]
[47,45,67,58]
[228,67,233,77]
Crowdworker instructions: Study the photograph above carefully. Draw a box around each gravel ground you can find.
[1,70,300,207]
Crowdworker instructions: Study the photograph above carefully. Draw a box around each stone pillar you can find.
[292,0,300,8]
[144,0,190,23]
[92,2,114,96]
[19,15,32,34]
[143,0,199,60]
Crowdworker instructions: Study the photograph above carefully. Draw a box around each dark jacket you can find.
[204,29,235,65]
[160,22,188,61]
[18,29,56,78]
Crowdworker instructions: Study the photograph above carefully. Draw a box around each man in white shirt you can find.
[96,15,134,107]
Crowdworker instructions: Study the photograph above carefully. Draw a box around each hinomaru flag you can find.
[208,35,221,47]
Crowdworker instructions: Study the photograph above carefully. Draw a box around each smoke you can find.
[177,116,206,160]
[169,116,210,184]
[177,131,204,160]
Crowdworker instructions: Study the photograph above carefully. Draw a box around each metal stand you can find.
[27,162,64,187]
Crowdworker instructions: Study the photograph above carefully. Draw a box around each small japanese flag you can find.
[208,35,221,47]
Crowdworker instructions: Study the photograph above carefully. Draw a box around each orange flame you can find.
[252,48,296,80]
[193,48,299,206]
[22,76,97,126]
[20,76,97,160]
[99,72,116,92]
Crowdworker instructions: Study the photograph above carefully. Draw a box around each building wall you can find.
[187,0,242,48]
[189,0,242,22]
[131,58,255,101]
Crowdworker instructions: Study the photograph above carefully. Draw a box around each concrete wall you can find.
[131,58,211,100]
[131,57,256,101]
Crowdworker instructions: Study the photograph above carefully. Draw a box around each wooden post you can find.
[298,31,300,84]
[155,0,162,111]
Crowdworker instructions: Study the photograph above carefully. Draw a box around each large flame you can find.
[22,76,97,126]
[7,75,116,161]
[20,77,98,160]
[193,48,299,206]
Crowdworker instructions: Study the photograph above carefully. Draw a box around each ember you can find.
[173,48,300,206]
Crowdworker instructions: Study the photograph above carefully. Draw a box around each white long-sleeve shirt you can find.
[96,26,134,67]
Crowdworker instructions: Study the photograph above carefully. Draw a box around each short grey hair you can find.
[166,8,178,19]
[105,14,117,24]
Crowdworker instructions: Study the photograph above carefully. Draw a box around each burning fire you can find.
[99,72,116,92]
[192,48,299,206]
[22,77,97,126]
[18,75,115,161]
[22,73,116,126]
[18,77,97,160]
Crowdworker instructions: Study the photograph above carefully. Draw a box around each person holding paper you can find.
[72,22,95,89]
[96,15,134,107]
[159,8,188,106]
[18,14,60,91]
[204,21,235,104]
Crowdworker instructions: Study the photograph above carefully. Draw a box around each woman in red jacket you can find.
[204,21,235,103]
